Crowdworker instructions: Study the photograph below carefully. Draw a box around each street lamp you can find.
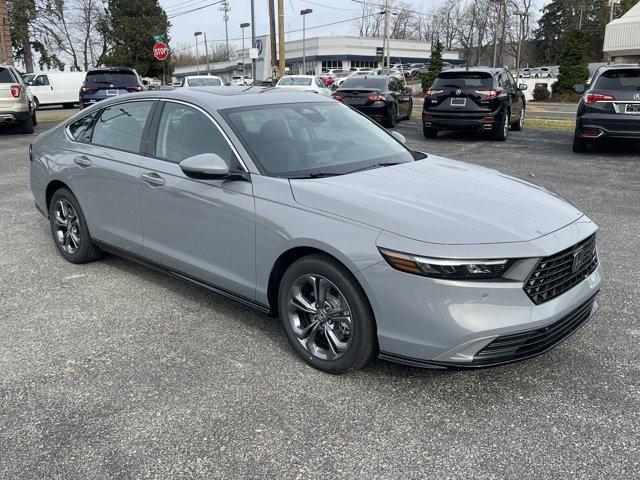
[194,31,202,75]
[514,11,530,80]
[300,9,312,75]
[240,22,250,79]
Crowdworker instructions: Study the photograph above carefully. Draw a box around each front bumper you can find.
[355,220,603,368]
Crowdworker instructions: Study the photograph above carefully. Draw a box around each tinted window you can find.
[187,77,222,87]
[68,113,97,142]
[155,102,236,167]
[85,69,139,86]
[595,69,640,90]
[223,102,413,177]
[340,77,388,90]
[432,72,494,88]
[279,77,313,86]
[0,67,15,83]
[91,101,153,152]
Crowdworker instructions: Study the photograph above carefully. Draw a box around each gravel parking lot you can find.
[1,119,638,479]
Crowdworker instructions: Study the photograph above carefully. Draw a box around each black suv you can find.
[422,67,527,141]
[572,65,640,153]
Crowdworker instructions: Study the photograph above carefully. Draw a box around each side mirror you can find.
[180,153,229,179]
[390,131,406,144]
[574,84,586,94]
[518,84,528,91]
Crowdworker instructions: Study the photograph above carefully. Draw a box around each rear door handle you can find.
[73,155,92,167]
[141,171,165,187]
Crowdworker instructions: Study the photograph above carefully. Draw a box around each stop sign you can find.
[153,42,168,61]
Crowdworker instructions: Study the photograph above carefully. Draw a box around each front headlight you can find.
[378,248,513,280]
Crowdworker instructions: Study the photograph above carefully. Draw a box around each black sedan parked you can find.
[572,65,640,153]
[332,75,413,128]
[422,67,527,141]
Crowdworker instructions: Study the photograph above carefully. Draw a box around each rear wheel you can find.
[423,126,438,138]
[404,98,413,120]
[572,132,588,153]
[63,103,74,109]
[31,110,37,127]
[491,109,509,141]
[383,104,397,128]
[20,114,34,134]
[511,108,524,131]
[278,254,377,374]
[49,188,102,264]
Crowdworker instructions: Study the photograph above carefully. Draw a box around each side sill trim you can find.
[93,240,272,315]
[35,201,48,219]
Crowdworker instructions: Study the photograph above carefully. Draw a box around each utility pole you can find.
[268,0,278,76]
[251,0,256,81]
[219,0,230,60]
[204,32,210,74]
[301,9,312,75]
[382,0,390,73]
[277,0,286,77]
[491,0,503,68]
[241,22,250,79]
[194,31,202,75]
[514,11,530,80]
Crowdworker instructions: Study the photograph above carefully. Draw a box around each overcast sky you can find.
[159,0,438,50]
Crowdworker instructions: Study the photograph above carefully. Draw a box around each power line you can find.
[165,0,211,12]
[301,0,357,11]
[167,0,225,19]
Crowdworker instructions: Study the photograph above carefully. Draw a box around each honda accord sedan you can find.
[30,87,603,374]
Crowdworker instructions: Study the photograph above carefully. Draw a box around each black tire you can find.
[491,109,509,141]
[423,126,438,138]
[572,133,588,153]
[404,98,413,120]
[20,114,34,134]
[48,188,102,264]
[63,103,74,109]
[31,111,37,126]
[511,107,524,131]
[278,254,377,374]
[33,97,40,110]
[383,104,397,128]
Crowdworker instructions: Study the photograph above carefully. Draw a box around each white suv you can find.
[0,64,37,134]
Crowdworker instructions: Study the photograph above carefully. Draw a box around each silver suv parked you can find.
[0,64,37,133]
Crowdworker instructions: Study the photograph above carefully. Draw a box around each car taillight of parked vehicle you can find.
[425,89,443,98]
[584,92,616,105]
[367,94,386,102]
[475,88,502,100]
[10,84,21,98]
[80,86,96,94]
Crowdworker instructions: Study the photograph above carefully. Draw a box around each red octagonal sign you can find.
[153,42,168,61]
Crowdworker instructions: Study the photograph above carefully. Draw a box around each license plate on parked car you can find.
[625,104,640,114]
[105,89,119,96]
[450,98,466,107]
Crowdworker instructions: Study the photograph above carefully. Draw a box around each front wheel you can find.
[404,99,413,120]
[278,254,377,374]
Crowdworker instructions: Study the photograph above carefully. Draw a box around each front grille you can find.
[524,234,598,305]
[472,294,597,366]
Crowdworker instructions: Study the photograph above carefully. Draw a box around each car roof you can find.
[87,67,136,72]
[442,67,502,75]
[599,64,640,71]
[280,75,317,78]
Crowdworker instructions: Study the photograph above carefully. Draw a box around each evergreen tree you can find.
[422,40,443,92]
[101,0,171,78]
[9,0,36,72]
[555,29,589,93]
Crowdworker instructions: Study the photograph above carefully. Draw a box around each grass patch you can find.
[526,117,574,132]
[37,110,76,124]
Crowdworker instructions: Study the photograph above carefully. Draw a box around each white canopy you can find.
[604,3,640,58]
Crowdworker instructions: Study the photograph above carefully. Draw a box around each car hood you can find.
[290,156,583,245]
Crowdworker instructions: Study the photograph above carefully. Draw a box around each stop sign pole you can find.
[153,41,168,85]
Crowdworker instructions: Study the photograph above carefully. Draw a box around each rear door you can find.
[68,99,155,254]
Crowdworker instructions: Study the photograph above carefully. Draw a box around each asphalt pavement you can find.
[0,120,638,479]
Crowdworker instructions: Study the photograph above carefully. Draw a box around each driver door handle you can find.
[141,171,165,187]
[73,155,92,167]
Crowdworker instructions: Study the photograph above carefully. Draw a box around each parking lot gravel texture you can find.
[0,120,638,479]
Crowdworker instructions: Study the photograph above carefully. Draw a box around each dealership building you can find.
[604,2,640,63]
[172,34,461,83]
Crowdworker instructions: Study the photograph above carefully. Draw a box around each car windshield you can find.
[432,72,494,88]
[279,77,313,86]
[340,77,388,89]
[222,102,414,177]
[595,69,640,90]
[86,70,138,86]
[188,77,222,86]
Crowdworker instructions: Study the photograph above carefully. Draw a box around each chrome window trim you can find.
[158,98,249,173]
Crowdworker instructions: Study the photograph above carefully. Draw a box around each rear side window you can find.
[68,113,97,142]
[91,101,154,153]
[432,72,494,88]
[154,102,236,167]
[595,69,640,90]
[85,69,139,86]
[0,67,15,83]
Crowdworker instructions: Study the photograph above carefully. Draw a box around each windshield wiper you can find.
[347,162,404,174]
[287,170,344,179]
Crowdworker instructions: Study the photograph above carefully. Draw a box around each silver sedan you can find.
[29,87,603,374]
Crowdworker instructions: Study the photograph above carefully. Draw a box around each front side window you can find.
[222,102,414,177]
[155,102,236,167]
[91,101,153,153]
[68,113,97,142]
[34,75,50,86]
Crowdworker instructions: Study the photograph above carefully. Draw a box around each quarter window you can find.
[68,113,97,142]
[154,102,236,167]
[90,101,153,153]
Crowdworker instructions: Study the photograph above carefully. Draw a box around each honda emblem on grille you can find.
[455,89,462,96]
[572,247,584,273]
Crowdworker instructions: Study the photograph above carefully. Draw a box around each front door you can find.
[68,100,155,255]
[139,100,256,300]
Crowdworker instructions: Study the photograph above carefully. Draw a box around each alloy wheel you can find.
[519,109,525,129]
[286,274,353,361]
[53,199,81,255]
